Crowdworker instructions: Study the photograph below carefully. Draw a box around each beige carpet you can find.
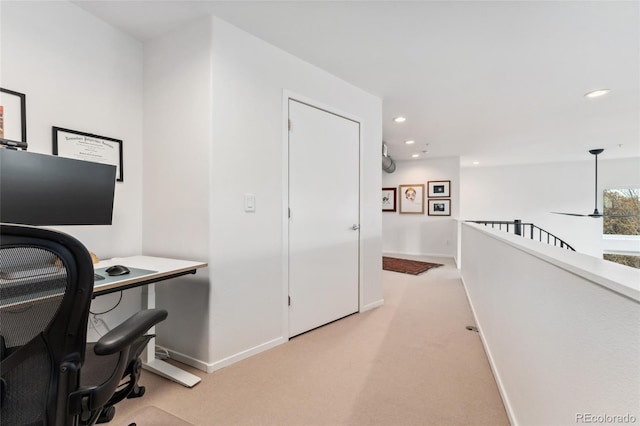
[111,255,509,425]
[111,405,194,426]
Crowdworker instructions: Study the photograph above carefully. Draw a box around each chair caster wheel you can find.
[129,385,145,398]
[97,406,116,424]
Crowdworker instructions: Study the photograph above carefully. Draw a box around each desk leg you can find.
[141,284,201,388]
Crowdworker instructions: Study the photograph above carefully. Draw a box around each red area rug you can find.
[382,256,443,275]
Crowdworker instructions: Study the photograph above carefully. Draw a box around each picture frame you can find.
[428,199,451,216]
[399,184,425,214]
[0,87,27,148]
[52,127,124,182]
[427,180,450,198]
[382,187,397,212]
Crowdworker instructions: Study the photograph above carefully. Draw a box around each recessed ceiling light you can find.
[585,89,610,98]
[393,116,406,123]
[405,140,415,145]
[411,154,420,158]
[473,161,480,165]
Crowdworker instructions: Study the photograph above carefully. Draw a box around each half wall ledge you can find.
[462,222,640,302]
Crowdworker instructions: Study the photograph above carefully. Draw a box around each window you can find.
[603,253,640,269]
[603,188,640,235]
[603,188,640,269]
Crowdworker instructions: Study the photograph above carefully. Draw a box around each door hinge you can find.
[288,119,291,131]
[288,208,291,218]
[288,295,291,306]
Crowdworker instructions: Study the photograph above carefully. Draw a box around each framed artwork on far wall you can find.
[382,187,397,212]
[427,180,450,198]
[399,184,424,214]
[428,199,451,216]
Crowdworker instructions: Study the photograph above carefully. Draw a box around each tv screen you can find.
[0,149,116,225]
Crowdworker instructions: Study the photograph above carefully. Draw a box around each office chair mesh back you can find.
[0,247,68,425]
[1,227,92,426]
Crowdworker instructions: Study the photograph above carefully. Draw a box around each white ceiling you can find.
[74,1,640,166]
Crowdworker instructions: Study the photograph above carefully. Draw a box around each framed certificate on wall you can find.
[53,126,123,182]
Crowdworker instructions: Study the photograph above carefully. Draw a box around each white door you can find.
[288,99,360,337]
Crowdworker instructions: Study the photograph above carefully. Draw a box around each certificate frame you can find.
[0,87,27,148]
[52,127,123,182]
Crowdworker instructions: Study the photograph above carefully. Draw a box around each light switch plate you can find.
[244,193,256,212]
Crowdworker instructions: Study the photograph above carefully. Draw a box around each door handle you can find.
[351,224,360,231]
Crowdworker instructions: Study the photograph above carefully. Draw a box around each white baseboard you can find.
[210,337,287,372]
[361,298,384,312]
[161,336,288,374]
[460,276,518,426]
[158,345,213,373]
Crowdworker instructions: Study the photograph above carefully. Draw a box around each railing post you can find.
[514,219,522,236]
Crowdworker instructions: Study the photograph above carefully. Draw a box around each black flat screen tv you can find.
[0,149,116,225]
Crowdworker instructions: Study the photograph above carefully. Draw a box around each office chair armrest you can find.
[94,309,168,356]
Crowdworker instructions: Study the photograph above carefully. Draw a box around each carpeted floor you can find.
[383,256,443,275]
[112,405,194,426]
[111,255,509,425]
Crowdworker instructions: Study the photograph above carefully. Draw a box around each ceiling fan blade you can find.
[551,212,591,217]
[552,212,638,218]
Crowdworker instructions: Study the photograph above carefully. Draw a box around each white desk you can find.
[94,255,207,388]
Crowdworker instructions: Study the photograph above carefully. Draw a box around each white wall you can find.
[382,157,459,258]
[209,17,383,367]
[0,1,144,257]
[460,157,640,257]
[143,16,383,370]
[1,1,145,335]
[3,2,382,371]
[460,223,640,425]
[142,16,213,365]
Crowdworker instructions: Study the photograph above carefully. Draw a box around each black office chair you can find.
[0,223,167,425]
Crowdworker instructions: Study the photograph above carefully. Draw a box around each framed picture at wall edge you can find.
[428,199,451,216]
[52,126,124,182]
[399,184,424,214]
[382,187,397,212]
[0,87,27,146]
[427,180,450,198]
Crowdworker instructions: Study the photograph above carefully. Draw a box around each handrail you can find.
[468,220,576,251]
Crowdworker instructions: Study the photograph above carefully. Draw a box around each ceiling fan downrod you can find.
[590,148,604,217]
